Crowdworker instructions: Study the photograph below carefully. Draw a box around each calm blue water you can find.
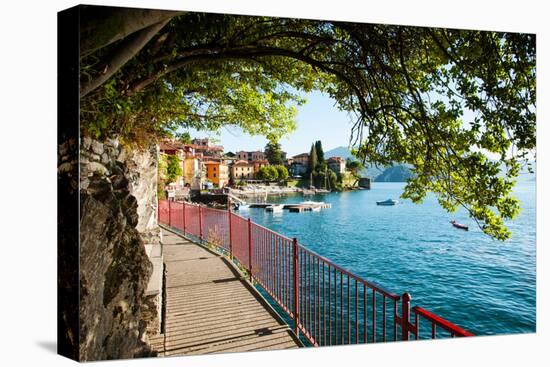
[243,179,536,336]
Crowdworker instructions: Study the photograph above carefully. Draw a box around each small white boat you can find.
[236,203,250,210]
[266,204,284,212]
[376,199,398,206]
[311,206,321,212]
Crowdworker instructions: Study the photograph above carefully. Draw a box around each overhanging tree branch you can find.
[80,18,173,98]
[80,8,181,57]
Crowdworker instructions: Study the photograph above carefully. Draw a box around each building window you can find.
[213,173,217,178]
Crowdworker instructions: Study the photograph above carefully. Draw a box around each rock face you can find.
[59,136,161,361]
[124,144,161,246]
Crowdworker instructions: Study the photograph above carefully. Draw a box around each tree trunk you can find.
[80,8,181,57]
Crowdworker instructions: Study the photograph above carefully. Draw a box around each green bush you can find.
[256,166,279,181]
[274,165,289,180]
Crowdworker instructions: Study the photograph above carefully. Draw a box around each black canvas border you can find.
[57,5,80,361]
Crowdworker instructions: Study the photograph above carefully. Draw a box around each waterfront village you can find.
[159,136,371,203]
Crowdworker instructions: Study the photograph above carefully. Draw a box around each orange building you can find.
[203,161,229,188]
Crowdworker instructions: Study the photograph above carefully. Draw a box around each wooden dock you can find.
[151,228,302,356]
[248,202,331,212]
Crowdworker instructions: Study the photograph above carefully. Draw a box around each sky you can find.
[186,91,355,157]
[185,90,532,162]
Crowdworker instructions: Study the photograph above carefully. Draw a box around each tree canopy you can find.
[274,165,289,181]
[346,158,364,183]
[264,141,284,165]
[256,166,279,181]
[79,8,536,239]
[165,154,182,184]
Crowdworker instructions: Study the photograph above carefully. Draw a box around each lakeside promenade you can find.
[151,228,301,356]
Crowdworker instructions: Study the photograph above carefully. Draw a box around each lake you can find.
[241,179,536,336]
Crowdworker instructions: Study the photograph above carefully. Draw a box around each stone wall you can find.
[121,144,161,246]
[59,136,162,361]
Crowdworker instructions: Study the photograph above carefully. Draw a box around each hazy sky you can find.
[187,91,355,157]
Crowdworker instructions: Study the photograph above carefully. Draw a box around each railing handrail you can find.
[298,243,400,300]
[158,198,474,343]
[249,220,294,242]
[412,306,474,337]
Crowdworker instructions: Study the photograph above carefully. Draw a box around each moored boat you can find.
[315,189,330,194]
[376,199,398,206]
[450,220,468,231]
[301,200,325,205]
[266,204,284,212]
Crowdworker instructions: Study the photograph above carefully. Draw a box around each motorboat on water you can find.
[450,220,468,231]
[235,202,250,210]
[376,198,398,206]
[301,200,325,205]
[266,204,284,212]
[315,189,330,194]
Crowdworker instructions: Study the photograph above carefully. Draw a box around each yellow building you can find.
[183,156,201,189]
[230,160,255,182]
[203,161,229,188]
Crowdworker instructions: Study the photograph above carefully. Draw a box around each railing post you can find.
[168,199,172,227]
[228,199,233,259]
[199,205,203,242]
[182,201,186,236]
[401,292,411,341]
[293,238,300,336]
[248,218,253,281]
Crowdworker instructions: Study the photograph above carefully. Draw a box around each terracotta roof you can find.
[293,153,309,158]
[193,144,224,151]
[233,160,253,166]
[159,139,224,152]
[159,141,184,151]
[328,156,345,162]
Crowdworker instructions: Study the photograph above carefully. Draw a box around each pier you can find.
[247,202,332,212]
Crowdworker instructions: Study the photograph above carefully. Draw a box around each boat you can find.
[266,204,284,212]
[376,199,398,206]
[450,220,468,231]
[315,189,330,194]
[236,203,250,210]
[301,200,325,205]
[311,206,321,212]
[302,189,315,195]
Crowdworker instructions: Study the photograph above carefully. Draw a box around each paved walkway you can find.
[153,228,301,356]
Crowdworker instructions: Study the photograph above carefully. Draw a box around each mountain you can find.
[374,165,414,182]
[325,146,354,160]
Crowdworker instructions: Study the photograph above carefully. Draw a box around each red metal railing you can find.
[158,199,474,345]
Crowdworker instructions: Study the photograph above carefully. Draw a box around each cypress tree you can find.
[308,143,318,176]
[315,140,325,164]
